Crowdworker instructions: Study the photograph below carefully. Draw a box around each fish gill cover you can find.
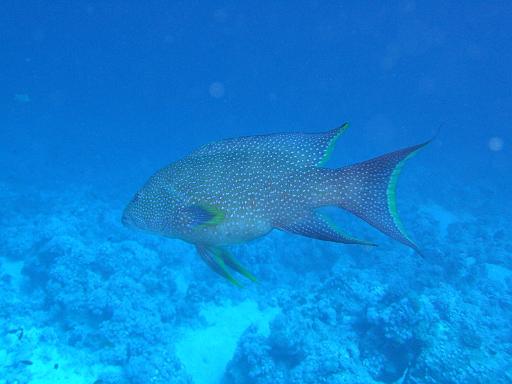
[1,2,511,384]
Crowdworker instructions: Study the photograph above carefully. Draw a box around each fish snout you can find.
[121,210,135,228]
[122,203,152,231]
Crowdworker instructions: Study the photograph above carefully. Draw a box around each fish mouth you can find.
[121,209,136,228]
[121,207,154,232]
[121,213,132,228]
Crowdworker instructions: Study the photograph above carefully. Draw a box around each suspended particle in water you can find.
[209,82,225,98]
[14,94,30,103]
[488,137,504,152]
[85,4,95,15]
[213,9,228,23]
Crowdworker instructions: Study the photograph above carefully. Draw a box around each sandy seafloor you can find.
[1,169,511,384]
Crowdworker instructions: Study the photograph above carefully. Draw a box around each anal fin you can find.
[277,212,376,246]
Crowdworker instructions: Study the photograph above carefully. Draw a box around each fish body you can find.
[123,123,429,285]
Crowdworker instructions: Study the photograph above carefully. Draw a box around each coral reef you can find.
[1,182,511,383]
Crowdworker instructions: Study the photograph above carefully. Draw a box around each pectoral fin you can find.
[196,245,257,286]
[183,204,225,228]
[277,211,376,246]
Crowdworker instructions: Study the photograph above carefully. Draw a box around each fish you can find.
[6,327,23,340]
[6,359,33,367]
[123,123,429,285]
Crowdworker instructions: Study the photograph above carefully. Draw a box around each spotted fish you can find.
[122,123,429,285]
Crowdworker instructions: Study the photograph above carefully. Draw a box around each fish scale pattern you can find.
[123,126,427,283]
[123,125,351,248]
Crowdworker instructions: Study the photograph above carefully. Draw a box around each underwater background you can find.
[1,1,511,383]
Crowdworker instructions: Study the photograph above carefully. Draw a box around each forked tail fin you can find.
[334,140,431,253]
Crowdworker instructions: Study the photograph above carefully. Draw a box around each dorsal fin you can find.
[188,123,349,167]
[317,123,349,166]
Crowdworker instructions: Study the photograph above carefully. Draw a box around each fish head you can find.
[122,173,185,237]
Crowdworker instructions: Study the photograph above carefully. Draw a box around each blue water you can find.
[1,2,511,383]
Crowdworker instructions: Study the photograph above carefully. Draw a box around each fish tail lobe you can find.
[332,140,431,252]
